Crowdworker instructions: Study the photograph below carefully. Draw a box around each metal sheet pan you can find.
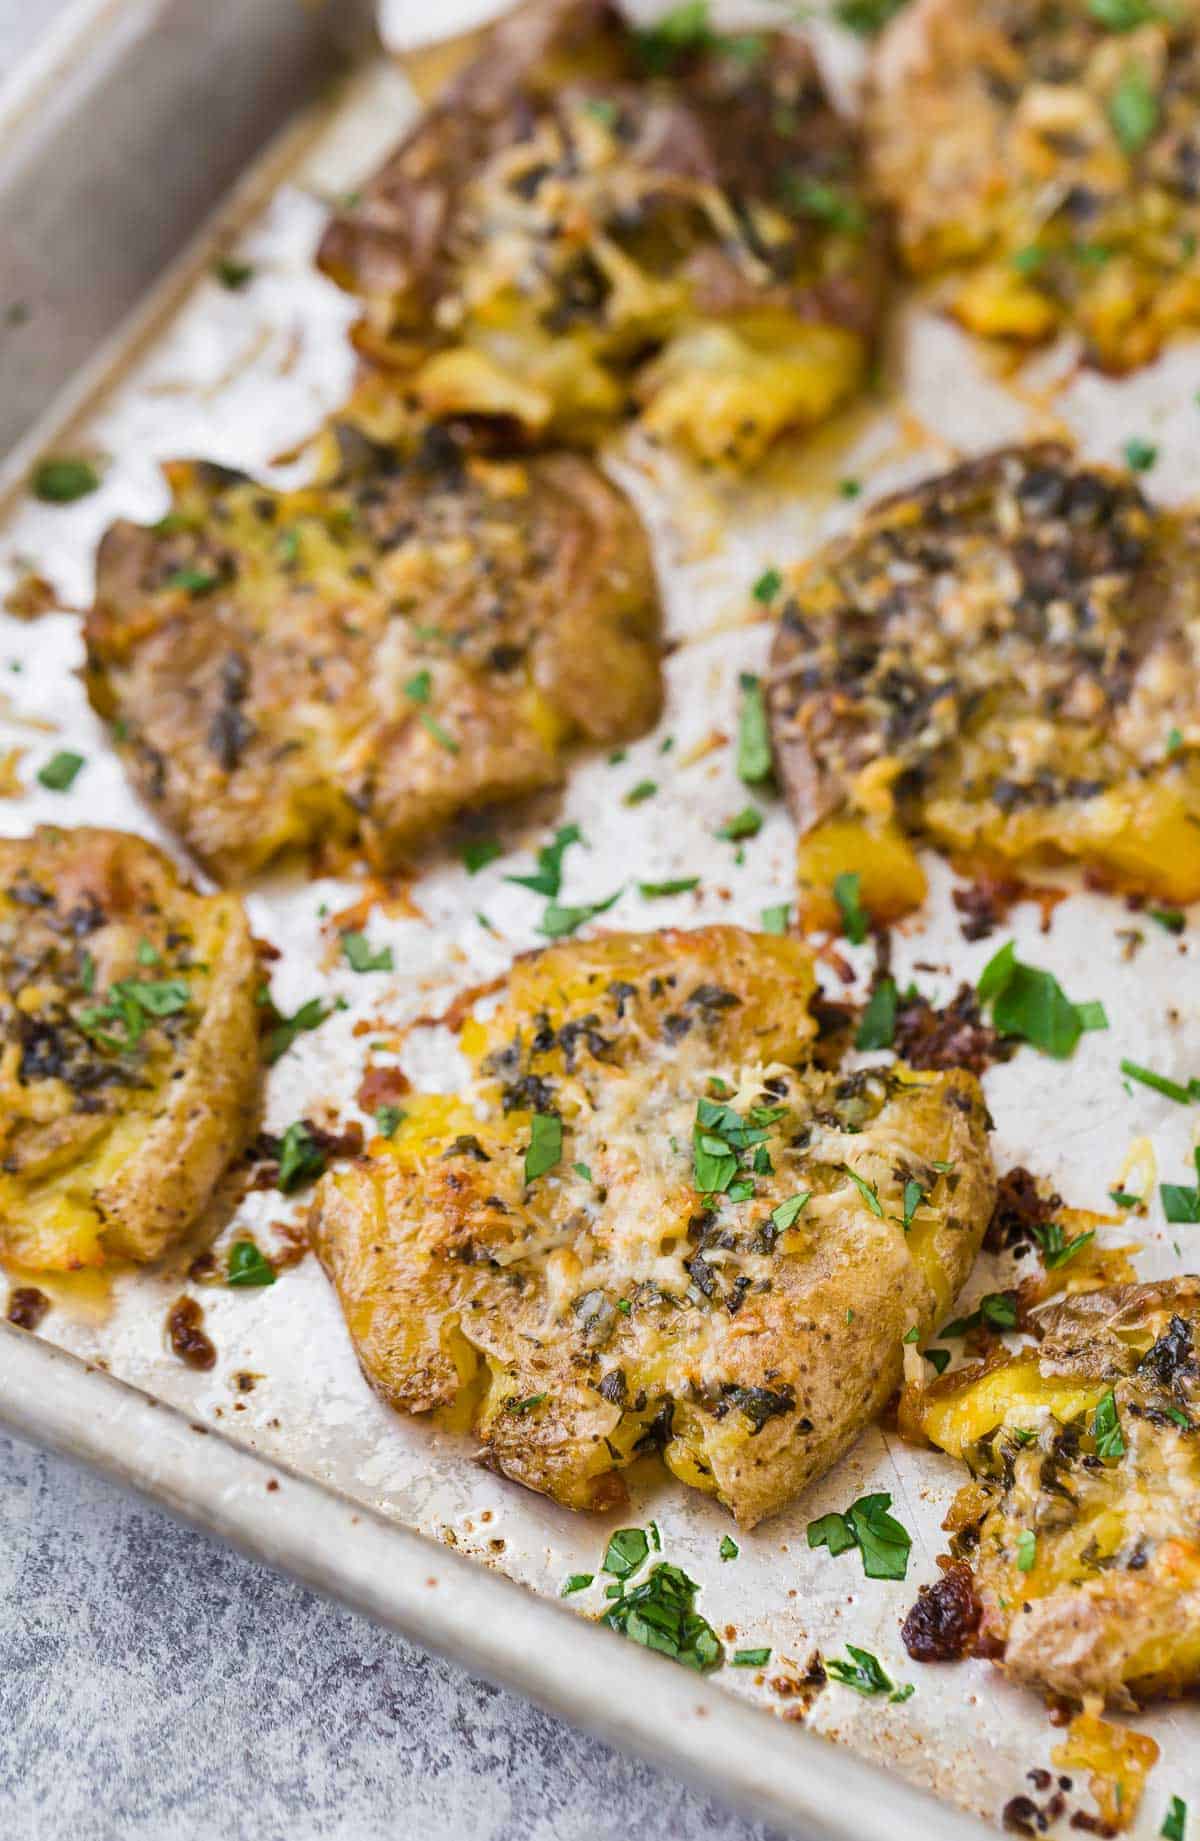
[0,5,1196,1836]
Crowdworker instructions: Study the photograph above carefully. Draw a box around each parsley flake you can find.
[524,1112,563,1183]
[736,673,773,785]
[833,871,868,945]
[37,751,85,792]
[227,1240,276,1288]
[341,931,393,974]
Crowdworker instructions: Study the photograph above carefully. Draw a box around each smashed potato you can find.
[904,1279,1200,1705]
[765,444,1200,930]
[868,0,1200,370]
[0,827,261,1269]
[312,926,994,1525]
[85,434,660,881]
[318,0,885,465]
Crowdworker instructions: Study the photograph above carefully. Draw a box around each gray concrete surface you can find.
[0,5,782,1836]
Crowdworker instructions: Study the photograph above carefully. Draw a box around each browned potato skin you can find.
[84,438,661,883]
[0,827,262,1268]
[906,1280,1200,1706]
[312,926,994,1525]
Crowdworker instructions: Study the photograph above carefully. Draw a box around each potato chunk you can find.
[903,1279,1200,1705]
[868,0,1200,371]
[317,0,885,465]
[766,444,1200,929]
[0,827,262,1268]
[312,925,994,1524]
[85,437,661,882]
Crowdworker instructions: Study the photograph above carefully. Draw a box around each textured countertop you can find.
[0,6,780,1837]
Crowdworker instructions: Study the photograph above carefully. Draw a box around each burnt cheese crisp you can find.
[868,0,1200,369]
[84,437,661,882]
[317,0,886,466]
[0,827,261,1270]
[902,1279,1200,1706]
[765,444,1200,931]
[312,926,994,1525]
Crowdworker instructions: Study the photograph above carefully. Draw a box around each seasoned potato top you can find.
[766,444,1200,927]
[318,0,885,464]
[313,927,994,1525]
[85,437,661,882]
[906,1279,1200,1706]
[0,827,261,1269]
[869,0,1200,368]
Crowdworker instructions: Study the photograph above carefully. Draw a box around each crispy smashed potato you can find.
[318,0,885,465]
[765,444,1200,929]
[868,0,1200,370]
[0,827,261,1269]
[312,926,994,1524]
[903,1279,1200,1705]
[84,434,660,881]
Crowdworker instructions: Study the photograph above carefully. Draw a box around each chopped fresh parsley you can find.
[632,0,710,74]
[1015,1529,1037,1574]
[507,823,583,897]
[833,0,905,33]
[1121,1058,1200,1105]
[539,888,622,938]
[736,673,773,785]
[264,994,340,1064]
[461,837,502,875]
[506,1392,547,1416]
[227,1240,276,1288]
[760,903,790,935]
[1162,1151,1200,1224]
[719,1535,739,1561]
[1109,65,1159,153]
[37,751,85,792]
[78,976,190,1054]
[213,257,254,290]
[1093,1389,1126,1462]
[717,806,762,842]
[825,1644,908,1699]
[807,1491,912,1581]
[752,566,783,604]
[602,1560,723,1673]
[166,566,219,596]
[1162,1797,1188,1841]
[833,871,869,945]
[732,1647,771,1667]
[1124,437,1158,472]
[418,710,459,753]
[924,1348,951,1375]
[977,940,1105,1058]
[692,1097,783,1197]
[603,1527,650,1580]
[1032,1220,1096,1269]
[277,1121,326,1194]
[562,1574,594,1596]
[573,1161,593,1183]
[638,876,700,899]
[403,669,432,703]
[374,1105,405,1139]
[770,1192,811,1232]
[1089,0,1156,27]
[525,1111,563,1183]
[31,457,101,503]
[1150,908,1186,934]
[844,1167,883,1217]
[341,931,393,974]
[787,179,867,235]
[856,977,897,1050]
[898,1178,926,1233]
[624,779,658,806]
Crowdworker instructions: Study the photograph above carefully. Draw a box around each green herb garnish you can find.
[807,1491,912,1581]
[736,673,773,785]
[462,837,502,875]
[227,1240,276,1288]
[277,1122,326,1194]
[524,1112,563,1183]
[37,751,85,792]
[856,977,897,1050]
[977,940,1105,1058]
[341,931,393,974]
[638,876,700,899]
[31,457,100,503]
[833,871,868,945]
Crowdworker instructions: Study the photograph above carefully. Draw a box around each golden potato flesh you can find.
[317,0,885,466]
[312,925,994,1525]
[84,438,661,882]
[765,444,1200,930]
[0,827,261,1270]
[868,0,1200,371]
[905,1279,1200,1706]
